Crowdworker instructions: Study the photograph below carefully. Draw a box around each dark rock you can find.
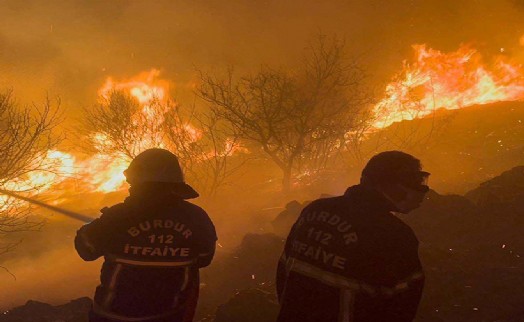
[401,190,480,248]
[466,166,524,207]
[0,298,91,322]
[197,233,284,320]
[214,289,279,322]
[272,200,303,237]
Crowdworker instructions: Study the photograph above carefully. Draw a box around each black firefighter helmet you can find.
[124,148,199,199]
[360,150,430,192]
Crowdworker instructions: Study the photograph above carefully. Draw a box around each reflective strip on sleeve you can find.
[284,256,424,297]
[78,230,96,252]
[285,257,368,293]
[380,271,425,296]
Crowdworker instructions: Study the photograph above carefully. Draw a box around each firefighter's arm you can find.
[196,242,216,268]
[74,207,114,261]
[380,228,425,321]
[384,274,425,322]
[276,208,303,302]
[276,253,287,302]
[194,210,217,268]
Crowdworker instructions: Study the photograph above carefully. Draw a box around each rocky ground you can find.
[0,298,91,322]
[3,166,524,321]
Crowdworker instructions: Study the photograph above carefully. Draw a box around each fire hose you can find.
[0,188,94,223]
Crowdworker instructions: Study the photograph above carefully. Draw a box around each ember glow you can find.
[373,43,524,128]
[1,70,172,198]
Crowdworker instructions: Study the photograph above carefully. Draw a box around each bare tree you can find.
[197,34,371,191]
[164,106,247,197]
[83,90,167,159]
[83,90,246,197]
[0,90,62,262]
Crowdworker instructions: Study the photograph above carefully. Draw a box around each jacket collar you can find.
[124,185,183,208]
[344,184,398,213]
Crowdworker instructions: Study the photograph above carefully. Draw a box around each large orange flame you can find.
[2,70,172,198]
[89,69,173,192]
[98,69,168,104]
[5,150,76,193]
[373,43,524,128]
[10,41,522,206]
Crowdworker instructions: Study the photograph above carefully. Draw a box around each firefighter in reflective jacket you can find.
[276,151,429,322]
[75,149,217,322]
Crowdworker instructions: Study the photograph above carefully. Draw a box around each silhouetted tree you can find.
[164,105,247,197]
[0,90,62,262]
[84,91,246,197]
[197,34,371,191]
[83,91,166,159]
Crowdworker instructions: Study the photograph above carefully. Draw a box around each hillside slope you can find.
[362,101,524,193]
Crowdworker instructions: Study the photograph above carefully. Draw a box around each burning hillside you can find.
[4,38,524,206]
[373,42,524,128]
[1,70,172,202]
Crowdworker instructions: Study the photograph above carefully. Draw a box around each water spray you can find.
[0,189,94,223]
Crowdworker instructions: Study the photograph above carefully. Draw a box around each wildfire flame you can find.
[0,150,76,211]
[373,43,524,128]
[2,69,171,199]
[98,69,168,104]
[6,40,524,208]
[6,150,76,192]
[79,154,129,193]
[88,69,173,192]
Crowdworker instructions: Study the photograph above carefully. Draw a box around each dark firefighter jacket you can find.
[276,185,424,322]
[75,190,217,322]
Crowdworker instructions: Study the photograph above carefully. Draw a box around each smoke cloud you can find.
[1,0,523,115]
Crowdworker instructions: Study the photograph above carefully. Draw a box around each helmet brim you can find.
[171,182,199,199]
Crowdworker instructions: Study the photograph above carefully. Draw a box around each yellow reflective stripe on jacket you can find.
[93,303,178,321]
[78,230,96,252]
[380,271,424,296]
[105,255,195,267]
[102,263,123,309]
[339,289,355,322]
[284,257,370,293]
[284,256,423,297]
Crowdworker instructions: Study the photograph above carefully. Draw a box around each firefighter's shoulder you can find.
[370,212,420,259]
[176,200,210,218]
[177,200,216,235]
[382,212,419,242]
[303,195,346,212]
[97,202,129,222]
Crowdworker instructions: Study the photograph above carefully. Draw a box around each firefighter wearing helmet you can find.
[75,148,217,322]
[276,151,429,322]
